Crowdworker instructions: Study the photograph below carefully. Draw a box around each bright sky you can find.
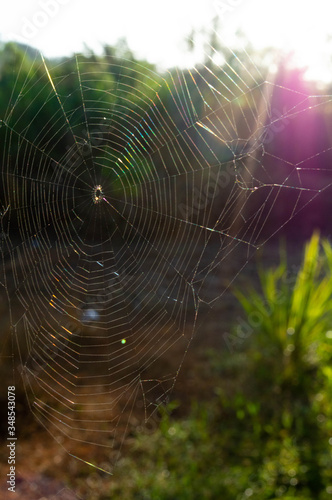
[1,0,331,81]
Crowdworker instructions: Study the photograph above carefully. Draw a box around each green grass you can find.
[101,234,332,500]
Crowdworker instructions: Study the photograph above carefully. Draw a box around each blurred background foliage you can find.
[1,36,332,242]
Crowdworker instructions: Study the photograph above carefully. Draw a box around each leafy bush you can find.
[235,233,332,383]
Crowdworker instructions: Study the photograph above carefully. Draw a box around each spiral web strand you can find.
[0,37,332,473]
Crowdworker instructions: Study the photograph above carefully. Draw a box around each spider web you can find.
[0,34,332,474]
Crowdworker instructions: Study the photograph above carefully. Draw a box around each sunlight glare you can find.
[238,0,332,82]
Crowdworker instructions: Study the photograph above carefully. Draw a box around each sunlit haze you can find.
[1,0,331,81]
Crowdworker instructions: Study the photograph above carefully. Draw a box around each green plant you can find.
[234,233,332,389]
[233,233,332,496]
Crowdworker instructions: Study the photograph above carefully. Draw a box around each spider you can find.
[92,185,103,204]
